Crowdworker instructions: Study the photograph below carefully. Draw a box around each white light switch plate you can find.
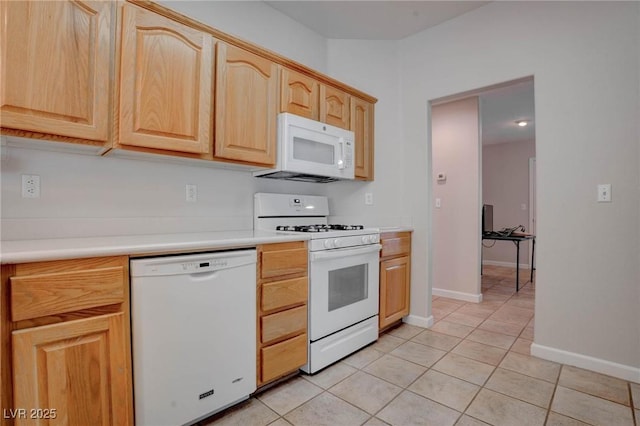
[597,184,611,202]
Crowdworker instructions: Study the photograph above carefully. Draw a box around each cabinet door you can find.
[215,43,277,165]
[0,1,112,142]
[320,85,350,130]
[119,3,213,154]
[351,97,375,180]
[280,68,319,120]
[379,256,411,330]
[12,313,132,425]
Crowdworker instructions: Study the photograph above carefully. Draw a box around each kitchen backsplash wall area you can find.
[0,143,323,240]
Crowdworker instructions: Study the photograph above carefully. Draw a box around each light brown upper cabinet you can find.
[0,1,112,143]
[320,85,350,130]
[118,3,214,154]
[351,97,375,180]
[280,68,320,121]
[215,43,277,166]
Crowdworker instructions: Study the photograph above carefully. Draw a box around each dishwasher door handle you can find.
[188,271,219,281]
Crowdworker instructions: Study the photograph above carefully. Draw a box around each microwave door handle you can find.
[337,138,345,169]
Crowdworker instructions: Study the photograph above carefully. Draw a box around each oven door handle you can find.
[310,244,381,261]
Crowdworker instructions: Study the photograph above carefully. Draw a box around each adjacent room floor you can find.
[202,266,639,426]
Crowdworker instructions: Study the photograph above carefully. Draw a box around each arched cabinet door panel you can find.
[215,43,277,166]
[320,85,350,130]
[118,3,213,154]
[1,1,112,142]
[280,68,319,120]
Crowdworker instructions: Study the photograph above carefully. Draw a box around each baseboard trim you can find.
[404,314,433,329]
[482,260,530,269]
[531,343,640,383]
[433,288,483,303]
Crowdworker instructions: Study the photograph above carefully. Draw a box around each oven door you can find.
[309,244,381,341]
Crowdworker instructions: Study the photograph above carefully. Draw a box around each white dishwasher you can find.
[131,250,257,426]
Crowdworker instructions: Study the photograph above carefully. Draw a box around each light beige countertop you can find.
[0,230,310,264]
[378,226,414,233]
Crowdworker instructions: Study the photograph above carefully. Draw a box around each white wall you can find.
[431,97,481,300]
[324,39,409,228]
[482,140,536,266]
[160,1,328,73]
[400,1,640,378]
[310,38,426,324]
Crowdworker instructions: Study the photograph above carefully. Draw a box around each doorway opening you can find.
[429,76,536,306]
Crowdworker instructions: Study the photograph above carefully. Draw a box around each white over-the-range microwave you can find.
[254,113,355,183]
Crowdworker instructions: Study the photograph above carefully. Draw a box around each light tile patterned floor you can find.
[201,266,639,426]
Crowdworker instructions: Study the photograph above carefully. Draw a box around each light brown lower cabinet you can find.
[260,333,308,384]
[12,314,131,425]
[257,242,308,387]
[1,256,133,426]
[379,232,412,331]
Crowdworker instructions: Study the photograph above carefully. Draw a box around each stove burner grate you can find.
[276,224,365,233]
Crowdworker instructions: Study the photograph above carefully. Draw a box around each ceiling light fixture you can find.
[516,120,528,127]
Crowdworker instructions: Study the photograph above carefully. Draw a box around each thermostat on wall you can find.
[436,173,447,183]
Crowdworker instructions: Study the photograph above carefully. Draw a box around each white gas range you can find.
[254,193,380,373]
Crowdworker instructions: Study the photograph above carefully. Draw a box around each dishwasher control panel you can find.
[130,250,255,277]
[180,260,227,271]
[180,259,229,271]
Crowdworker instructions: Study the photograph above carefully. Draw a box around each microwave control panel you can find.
[345,140,353,166]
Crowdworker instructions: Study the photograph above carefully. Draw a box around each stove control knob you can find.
[361,236,368,244]
[333,239,341,248]
[324,240,333,249]
[372,235,379,243]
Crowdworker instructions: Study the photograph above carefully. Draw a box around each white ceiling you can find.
[480,80,535,145]
[265,1,489,40]
[263,1,534,145]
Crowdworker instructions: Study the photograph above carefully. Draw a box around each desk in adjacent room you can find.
[482,233,536,292]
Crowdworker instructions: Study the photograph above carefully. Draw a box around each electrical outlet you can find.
[435,198,441,208]
[365,192,373,205]
[597,184,611,203]
[186,184,197,202]
[21,174,40,198]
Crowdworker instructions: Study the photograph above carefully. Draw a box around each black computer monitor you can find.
[482,204,493,235]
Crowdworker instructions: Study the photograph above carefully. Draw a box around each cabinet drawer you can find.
[261,333,307,383]
[261,305,307,344]
[10,267,126,322]
[260,243,307,279]
[261,277,307,313]
[381,232,411,258]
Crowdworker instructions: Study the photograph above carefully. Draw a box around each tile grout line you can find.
[629,382,638,426]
